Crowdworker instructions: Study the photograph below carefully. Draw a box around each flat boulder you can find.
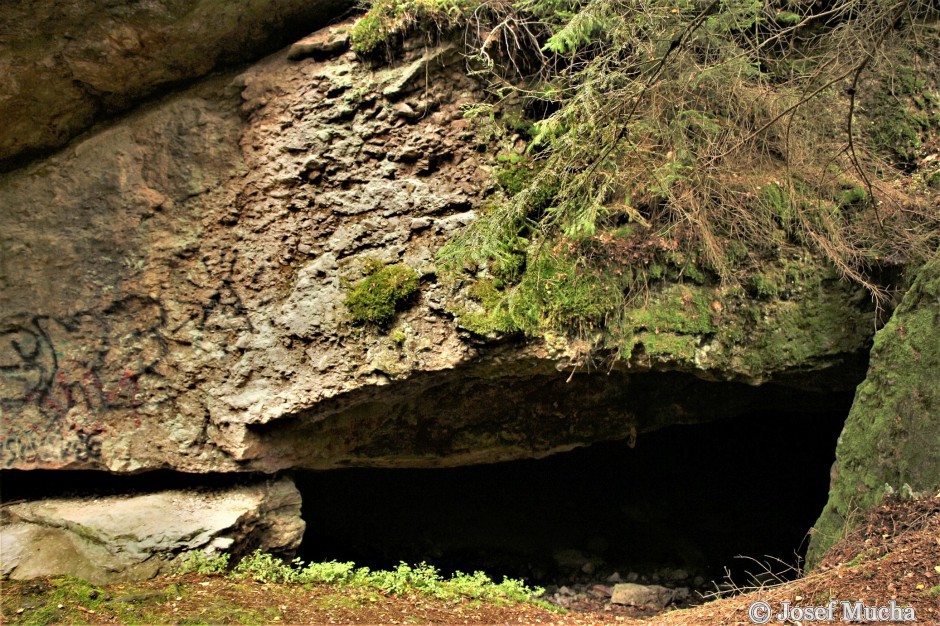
[287,23,352,61]
[609,582,678,610]
[0,477,303,583]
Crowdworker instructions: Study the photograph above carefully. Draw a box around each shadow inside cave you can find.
[295,400,851,586]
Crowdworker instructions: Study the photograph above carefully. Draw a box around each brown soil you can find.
[2,494,938,625]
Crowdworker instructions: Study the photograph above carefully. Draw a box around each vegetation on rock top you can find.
[352,0,940,366]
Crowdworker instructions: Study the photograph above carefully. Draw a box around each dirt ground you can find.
[2,493,938,625]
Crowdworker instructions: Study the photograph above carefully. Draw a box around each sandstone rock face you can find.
[0,477,303,583]
[0,0,355,168]
[0,20,874,474]
[808,256,940,566]
[0,24,491,472]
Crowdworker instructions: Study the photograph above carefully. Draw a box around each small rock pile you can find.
[542,568,710,617]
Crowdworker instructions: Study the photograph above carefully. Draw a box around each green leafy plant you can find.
[298,560,367,584]
[232,551,305,583]
[424,0,939,340]
[177,551,231,575]
[185,551,545,605]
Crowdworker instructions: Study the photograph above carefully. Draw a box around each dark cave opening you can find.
[295,399,852,587]
[0,377,857,592]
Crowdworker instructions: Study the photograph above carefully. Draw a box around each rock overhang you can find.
[0,19,878,475]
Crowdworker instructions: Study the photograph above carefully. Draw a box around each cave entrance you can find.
[295,400,850,587]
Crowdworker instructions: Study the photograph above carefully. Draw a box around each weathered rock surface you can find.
[0,19,875,474]
[609,582,679,609]
[0,0,355,168]
[0,477,303,583]
[808,256,940,566]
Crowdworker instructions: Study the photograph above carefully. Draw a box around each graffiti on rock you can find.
[0,296,167,465]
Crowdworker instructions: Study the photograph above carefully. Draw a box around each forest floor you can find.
[2,494,938,625]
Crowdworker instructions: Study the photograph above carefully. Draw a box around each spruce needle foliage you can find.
[356,0,940,337]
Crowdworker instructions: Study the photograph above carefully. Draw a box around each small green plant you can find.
[298,560,367,584]
[371,562,444,596]
[178,551,231,575]
[351,12,389,55]
[345,261,420,325]
[774,10,802,25]
[232,551,305,583]
[199,552,545,604]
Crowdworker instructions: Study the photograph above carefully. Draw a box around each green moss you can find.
[924,169,940,188]
[5,577,183,626]
[468,277,503,307]
[807,257,940,567]
[837,186,867,207]
[635,331,700,360]
[870,113,922,163]
[492,246,526,284]
[748,273,780,299]
[513,247,625,333]
[666,251,708,284]
[759,182,795,229]
[495,162,536,197]
[27,577,108,624]
[458,278,519,335]
[895,66,926,96]
[350,13,389,56]
[731,289,861,376]
[866,65,939,165]
[346,262,420,325]
[626,285,716,335]
[724,240,750,266]
[350,0,484,56]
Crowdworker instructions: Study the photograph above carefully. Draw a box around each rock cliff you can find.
[808,256,940,565]
[1,19,876,474]
[3,1,938,587]
[0,0,355,168]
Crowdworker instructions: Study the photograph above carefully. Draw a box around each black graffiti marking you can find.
[0,295,168,465]
[0,320,57,407]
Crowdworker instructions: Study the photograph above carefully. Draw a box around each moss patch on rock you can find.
[865,63,940,166]
[454,249,874,383]
[807,256,940,567]
[346,261,420,325]
[350,0,483,56]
